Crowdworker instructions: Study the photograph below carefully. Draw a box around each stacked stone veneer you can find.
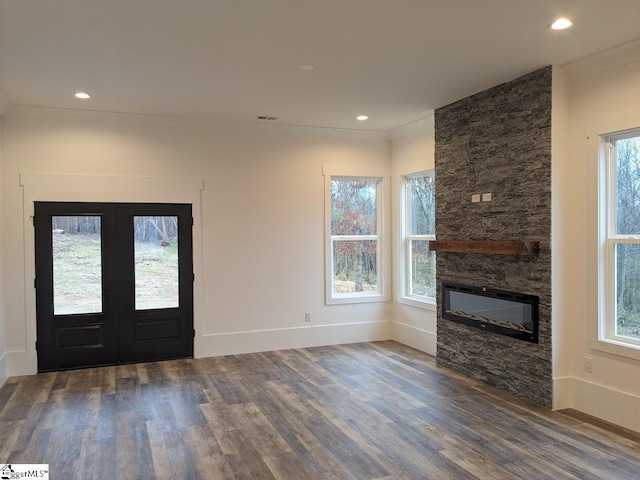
[434,66,552,407]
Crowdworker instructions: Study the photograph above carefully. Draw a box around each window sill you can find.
[398,296,436,311]
[589,337,640,362]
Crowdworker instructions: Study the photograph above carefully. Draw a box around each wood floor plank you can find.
[0,381,18,412]
[223,434,276,480]
[183,423,236,480]
[344,414,474,479]
[264,412,329,475]
[146,419,194,480]
[261,451,327,480]
[0,341,638,479]
[7,427,52,466]
[270,406,362,479]
[83,391,116,478]
[0,419,25,460]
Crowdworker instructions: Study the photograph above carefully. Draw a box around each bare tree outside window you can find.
[331,179,379,294]
[50,215,180,314]
[404,172,436,300]
[409,174,436,298]
[52,216,102,315]
[613,135,640,340]
[134,216,180,310]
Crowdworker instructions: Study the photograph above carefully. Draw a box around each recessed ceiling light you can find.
[356,115,369,121]
[550,18,572,30]
[299,64,315,71]
[74,92,91,99]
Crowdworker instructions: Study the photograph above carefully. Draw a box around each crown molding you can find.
[388,114,434,141]
[562,38,640,83]
[4,105,390,142]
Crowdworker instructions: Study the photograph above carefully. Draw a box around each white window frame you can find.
[595,128,640,358]
[399,170,436,309]
[323,165,390,305]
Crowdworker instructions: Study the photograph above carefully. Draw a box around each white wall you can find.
[0,115,8,386]
[389,117,437,355]
[1,107,393,376]
[5,50,640,434]
[556,41,640,431]
[551,65,572,407]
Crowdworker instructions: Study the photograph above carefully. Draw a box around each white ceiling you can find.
[1,0,639,132]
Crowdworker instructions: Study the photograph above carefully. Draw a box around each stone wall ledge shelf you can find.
[428,240,540,256]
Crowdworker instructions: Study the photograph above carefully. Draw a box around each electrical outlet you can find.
[305,312,312,322]
[584,356,593,373]
[482,192,492,202]
[471,194,481,203]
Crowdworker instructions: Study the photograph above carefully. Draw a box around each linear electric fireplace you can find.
[442,282,539,343]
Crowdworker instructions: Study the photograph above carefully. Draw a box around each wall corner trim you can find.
[7,350,37,377]
[390,321,436,356]
[552,376,574,410]
[0,352,9,388]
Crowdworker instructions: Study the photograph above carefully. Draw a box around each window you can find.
[600,129,640,352]
[324,166,389,304]
[401,171,436,306]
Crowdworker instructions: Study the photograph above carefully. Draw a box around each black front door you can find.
[34,202,194,372]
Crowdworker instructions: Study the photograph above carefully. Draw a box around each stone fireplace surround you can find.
[434,66,552,408]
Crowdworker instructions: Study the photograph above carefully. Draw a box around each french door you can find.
[34,202,194,372]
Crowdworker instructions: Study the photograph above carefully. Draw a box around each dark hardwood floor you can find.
[1,341,639,479]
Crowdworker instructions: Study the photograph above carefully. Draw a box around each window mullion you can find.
[331,235,378,241]
[407,234,435,241]
[609,236,640,244]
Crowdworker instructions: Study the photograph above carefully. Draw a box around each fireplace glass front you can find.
[442,282,539,343]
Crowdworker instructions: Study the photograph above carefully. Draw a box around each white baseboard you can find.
[197,320,391,358]
[557,376,640,433]
[0,351,8,387]
[7,350,37,376]
[552,376,573,410]
[4,323,390,376]
[390,321,436,356]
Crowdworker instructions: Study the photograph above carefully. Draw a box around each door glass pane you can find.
[52,216,102,315]
[134,216,179,310]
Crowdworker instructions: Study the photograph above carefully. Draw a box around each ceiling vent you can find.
[257,116,278,121]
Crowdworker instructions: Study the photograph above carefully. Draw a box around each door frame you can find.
[17,173,204,376]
